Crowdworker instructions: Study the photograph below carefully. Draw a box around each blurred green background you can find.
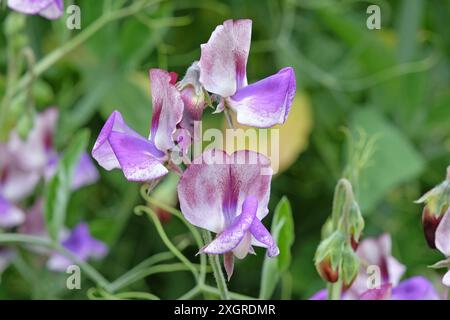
[0,0,449,299]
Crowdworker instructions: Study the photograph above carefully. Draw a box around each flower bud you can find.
[422,205,444,249]
[315,231,346,283]
[348,201,364,250]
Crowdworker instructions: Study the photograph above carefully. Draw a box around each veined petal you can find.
[0,195,25,228]
[108,132,168,182]
[149,69,184,152]
[250,219,279,257]
[436,209,450,256]
[200,195,258,255]
[47,223,108,271]
[199,19,252,97]
[228,67,296,128]
[391,276,440,300]
[39,0,63,19]
[7,0,54,14]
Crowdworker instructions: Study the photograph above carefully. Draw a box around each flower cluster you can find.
[0,109,106,273]
[92,19,296,279]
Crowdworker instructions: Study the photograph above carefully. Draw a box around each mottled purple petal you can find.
[0,195,24,228]
[39,0,63,19]
[250,219,279,257]
[108,132,168,182]
[7,0,54,14]
[391,276,440,300]
[47,223,108,271]
[436,209,450,256]
[199,19,252,97]
[228,67,296,128]
[178,150,272,233]
[200,195,258,255]
[358,283,392,300]
[149,69,184,152]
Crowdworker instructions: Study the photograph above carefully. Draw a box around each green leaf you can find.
[259,197,295,299]
[44,130,90,241]
[351,108,425,212]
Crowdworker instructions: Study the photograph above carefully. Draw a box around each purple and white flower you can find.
[198,19,296,128]
[177,149,279,279]
[92,69,184,182]
[7,0,64,20]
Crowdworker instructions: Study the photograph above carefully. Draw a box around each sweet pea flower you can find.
[177,149,279,279]
[47,222,108,271]
[92,69,184,182]
[310,234,440,300]
[8,0,64,20]
[198,19,296,128]
[435,208,450,287]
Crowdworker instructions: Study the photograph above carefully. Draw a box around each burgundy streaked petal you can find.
[149,69,184,152]
[436,209,450,257]
[228,67,296,128]
[0,195,25,228]
[108,132,168,182]
[199,19,252,97]
[200,195,258,255]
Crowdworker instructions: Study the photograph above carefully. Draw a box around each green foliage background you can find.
[0,0,449,299]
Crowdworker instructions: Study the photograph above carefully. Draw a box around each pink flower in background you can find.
[198,19,296,128]
[177,149,279,280]
[92,69,184,182]
[0,195,24,228]
[7,0,63,19]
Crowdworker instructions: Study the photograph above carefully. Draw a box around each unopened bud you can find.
[315,231,345,283]
[348,201,364,250]
[422,205,444,249]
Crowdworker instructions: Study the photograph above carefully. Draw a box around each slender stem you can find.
[0,233,110,289]
[135,205,199,280]
[201,230,230,300]
[327,279,342,300]
[177,286,202,300]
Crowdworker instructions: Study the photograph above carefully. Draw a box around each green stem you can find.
[201,285,255,300]
[201,230,230,300]
[135,205,199,280]
[0,233,110,289]
[327,279,342,300]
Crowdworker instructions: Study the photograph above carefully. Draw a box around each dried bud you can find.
[315,231,346,283]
